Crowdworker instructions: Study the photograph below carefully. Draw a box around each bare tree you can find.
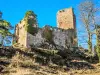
[79,0,98,53]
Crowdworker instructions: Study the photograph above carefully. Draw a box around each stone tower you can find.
[57,8,77,47]
[14,11,38,48]
[57,7,76,30]
[15,19,28,47]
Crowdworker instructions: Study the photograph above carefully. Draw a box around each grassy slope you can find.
[0,46,100,75]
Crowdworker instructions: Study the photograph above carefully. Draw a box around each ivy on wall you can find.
[26,23,38,35]
[24,11,38,35]
[42,26,53,43]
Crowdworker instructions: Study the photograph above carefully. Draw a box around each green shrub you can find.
[42,26,53,43]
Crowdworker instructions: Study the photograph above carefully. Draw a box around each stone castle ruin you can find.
[15,7,77,50]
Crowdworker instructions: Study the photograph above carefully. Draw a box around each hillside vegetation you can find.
[0,45,100,75]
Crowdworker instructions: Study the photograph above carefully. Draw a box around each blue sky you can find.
[0,0,99,48]
[0,0,80,27]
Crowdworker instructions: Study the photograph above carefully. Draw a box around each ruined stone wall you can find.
[15,19,28,47]
[15,23,77,49]
[15,8,77,49]
[27,26,77,50]
[27,29,45,47]
[53,28,77,48]
[57,8,76,30]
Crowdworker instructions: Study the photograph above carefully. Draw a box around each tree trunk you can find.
[96,43,100,63]
[96,28,100,63]
[88,33,92,53]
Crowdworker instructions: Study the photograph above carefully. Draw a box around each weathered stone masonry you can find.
[27,26,77,50]
[15,19,28,47]
[15,7,77,50]
[57,8,76,30]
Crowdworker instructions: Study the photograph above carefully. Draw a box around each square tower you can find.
[57,8,76,30]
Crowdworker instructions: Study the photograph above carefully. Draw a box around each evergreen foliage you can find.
[0,20,12,37]
[0,12,13,46]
